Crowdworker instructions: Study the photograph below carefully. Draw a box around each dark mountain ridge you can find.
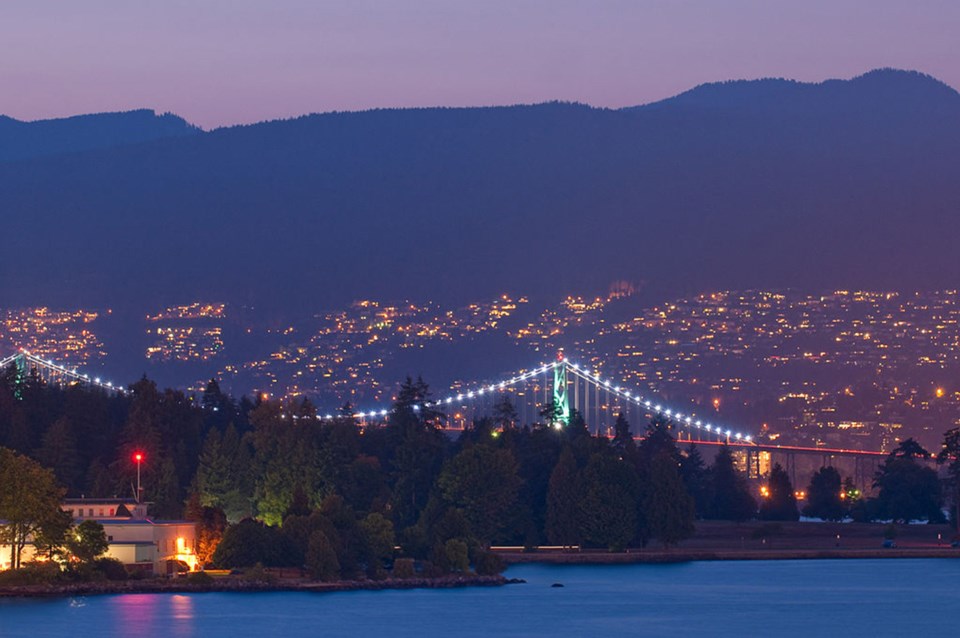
[0,109,199,161]
[2,69,959,315]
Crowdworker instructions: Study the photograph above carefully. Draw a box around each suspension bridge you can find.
[1,348,893,489]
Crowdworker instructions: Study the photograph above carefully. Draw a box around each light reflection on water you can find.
[2,560,960,638]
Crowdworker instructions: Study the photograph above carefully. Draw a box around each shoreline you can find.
[0,574,513,600]
[498,547,960,564]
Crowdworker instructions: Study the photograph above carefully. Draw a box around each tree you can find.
[185,493,228,568]
[644,452,696,547]
[306,530,340,581]
[436,444,521,544]
[706,444,756,521]
[67,520,109,564]
[443,538,469,573]
[387,378,447,528]
[939,427,960,532]
[611,413,636,459]
[492,396,518,430]
[638,415,681,466]
[578,452,638,551]
[0,447,65,569]
[679,445,710,519]
[36,416,81,492]
[545,446,580,548]
[873,453,943,523]
[359,512,395,572]
[890,438,931,460]
[759,464,799,521]
[32,508,73,562]
[804,466,846,521]
[212,519,299,568]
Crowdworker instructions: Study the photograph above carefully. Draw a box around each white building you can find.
[1,498,198,575]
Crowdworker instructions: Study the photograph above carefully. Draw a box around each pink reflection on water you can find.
[113,594,160,627]
[171,594,194,622]
[109,593,196,636]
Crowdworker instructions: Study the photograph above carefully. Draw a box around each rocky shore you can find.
[0,574,517,599]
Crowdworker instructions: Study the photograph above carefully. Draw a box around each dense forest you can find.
[1,366,958,579]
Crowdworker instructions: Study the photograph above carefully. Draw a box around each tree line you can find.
[2,367,959,580]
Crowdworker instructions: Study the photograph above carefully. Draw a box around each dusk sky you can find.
[3,0,959,129]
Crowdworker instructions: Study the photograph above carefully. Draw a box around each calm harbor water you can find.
[2,560,959,637]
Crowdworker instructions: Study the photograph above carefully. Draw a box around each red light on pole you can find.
[133,452,144,503]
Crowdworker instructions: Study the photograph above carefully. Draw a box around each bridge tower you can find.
[553,353,570,426]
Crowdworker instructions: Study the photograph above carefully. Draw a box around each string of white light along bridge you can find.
[313,358,753,444]
[0,349,126,395]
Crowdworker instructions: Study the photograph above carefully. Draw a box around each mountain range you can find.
[3,69,959,315]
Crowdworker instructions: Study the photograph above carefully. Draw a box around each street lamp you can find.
[133,452,144,502]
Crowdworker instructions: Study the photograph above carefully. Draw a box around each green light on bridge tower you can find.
[553,355,570,426]
[9,352,26,400]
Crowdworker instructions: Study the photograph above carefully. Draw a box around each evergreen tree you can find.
[492,395,518,430]
[545,446,580,548]
[759,464,799,521]
[804,466,846,521]
[679,445,710,519]
[387,378,447,528]
[37,416,81,492]
[938,426,960,531]
[638,414,681,466]
[873,451,943,522]
[578,452,638,551]
[611,413,636,459]
[644,452,696,547]
[706,444,756,521]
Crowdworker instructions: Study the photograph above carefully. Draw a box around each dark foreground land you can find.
[5,521,957,598]
[0,573,512,599]
[498,520,960,564]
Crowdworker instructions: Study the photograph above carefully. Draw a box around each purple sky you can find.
[3,0,958,129]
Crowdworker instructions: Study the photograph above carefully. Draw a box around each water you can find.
[2,560,959,637]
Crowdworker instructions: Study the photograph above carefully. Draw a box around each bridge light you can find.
[725,430,732,437]
[745,436,752,442]
[735,433,742,440]
[446,397,452,404]
[380,409,387,416]
[325,414,333,420]
[664,409,672,417]
[654,405,661,412]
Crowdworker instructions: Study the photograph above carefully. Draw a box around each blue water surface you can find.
[2,560,958,637]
